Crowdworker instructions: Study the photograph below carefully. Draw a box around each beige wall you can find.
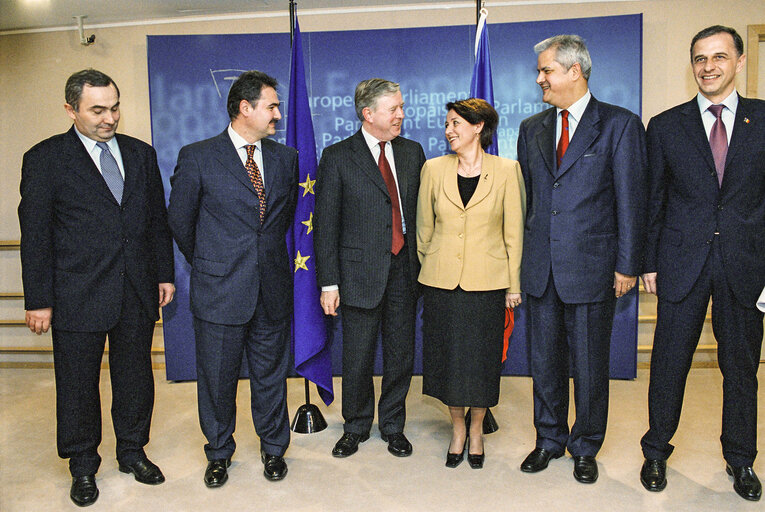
[1,0,763,240]
[0,0,763,362]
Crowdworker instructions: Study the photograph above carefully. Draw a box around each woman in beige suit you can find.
[417,98,525,469]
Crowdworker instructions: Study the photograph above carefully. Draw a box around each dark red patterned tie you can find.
[557,109,569,168]
[707,104,727,187]
[378,141,404,255]
[245,144,266,222]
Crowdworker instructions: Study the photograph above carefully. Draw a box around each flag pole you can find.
[287,0,328,434]
[465,0,499,435]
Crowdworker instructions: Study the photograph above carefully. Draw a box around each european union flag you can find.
[286,18,334,405]
[469,9,498,156]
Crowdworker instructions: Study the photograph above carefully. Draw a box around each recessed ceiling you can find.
[0,0,460,32]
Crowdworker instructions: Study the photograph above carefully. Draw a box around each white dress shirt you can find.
[74,127,125,179]
[228,123,265,187]
[697,89,737,144]
[556,90,592,148]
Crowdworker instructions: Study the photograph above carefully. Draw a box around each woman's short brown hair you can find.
[445,98,499,150]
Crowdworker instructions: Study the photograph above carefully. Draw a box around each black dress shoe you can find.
[381,432,412,457]
[118,457,165,485]
[640,458,667,492]
[520,447,562,473]
[261,450,288,481]
[468,453,485,469]
[332,432,370,457]
[446,451,464,468]
[204,458,231,488]
[573,456,598,483]
[70,475,98,507]
[726,464,762,501]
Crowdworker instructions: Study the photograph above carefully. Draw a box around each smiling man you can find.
[639,25,765,502]
[19,69,175,507]
[168,70,298,486]
[315,78,426,459]
[516,35,647,484]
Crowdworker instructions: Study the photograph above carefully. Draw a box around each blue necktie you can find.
[96,141,124,204]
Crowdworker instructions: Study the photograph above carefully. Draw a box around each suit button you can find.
[710,171,716,176]
[123,237,129,244]
[553,182,560,188]
[717,204,723,210]
[458,233,463,239]
[552,210,558,216]
[706,240,712,245]
[119,270,125,276]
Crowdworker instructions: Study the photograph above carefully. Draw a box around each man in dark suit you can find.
[167,71,297,486]
[314,78,426,458]
[19,69,175,507]
[517,35,647,483]
[639,25,764,502]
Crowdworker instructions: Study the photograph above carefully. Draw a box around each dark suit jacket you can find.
[644,95,765,305]
[167,130,298,324]
[518,97,647,304]
[18,126,175,331]
[314,130,426,309]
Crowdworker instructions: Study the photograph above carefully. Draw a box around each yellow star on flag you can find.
[294,250,310,272]
[299,173,316,196]
[301,212,314,234]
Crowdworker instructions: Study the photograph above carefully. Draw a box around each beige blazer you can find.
[416,153,526,292]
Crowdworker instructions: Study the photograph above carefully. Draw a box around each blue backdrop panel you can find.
[148,14,643,382]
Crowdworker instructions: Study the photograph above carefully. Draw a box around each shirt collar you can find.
[557,90,591,123]
[361,126,388,152]
[227,123,261,152]
[73,126,118,153]
[697,89,739,115]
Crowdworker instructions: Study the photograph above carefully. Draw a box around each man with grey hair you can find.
[517,35,647,483]
[315,78,426,458]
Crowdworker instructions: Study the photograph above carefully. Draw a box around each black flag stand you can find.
[287,0,328,435]
[291,378,328,433]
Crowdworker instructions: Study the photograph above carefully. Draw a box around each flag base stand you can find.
[291,379,328,434]
[465,407,499,434]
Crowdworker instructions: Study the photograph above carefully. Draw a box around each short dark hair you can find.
[226,70,279,120]
[65,69,119,111]
[690,25,744,59]
[445,98,499,150]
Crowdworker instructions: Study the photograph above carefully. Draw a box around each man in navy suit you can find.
[639,26,765,502]
[517,35,647,483]
[19,69,175,506]
[168,71,298,486]
[315,79,426,458]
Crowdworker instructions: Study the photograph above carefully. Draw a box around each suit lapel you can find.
[465,151,495,209]
[261,139,280,203]
[116,135,139,205]
[533,108,557,177]
[390,137,409,205]
[723,96,754,183]
[350,130,389,196]
[678,99,716,172]
[63,127,119,204]
[556,97,600,178]
[212,130,259,196]
[442,155,463,209]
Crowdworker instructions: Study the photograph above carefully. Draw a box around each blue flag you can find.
[469,10,498,156]
[286,18,334,405]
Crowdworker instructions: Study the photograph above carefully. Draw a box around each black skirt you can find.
[421,285,505,407]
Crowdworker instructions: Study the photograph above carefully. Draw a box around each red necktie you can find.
[707,104,727,187]
[245,144,266,222]
[378,141,404,255]
[557,109,570,168]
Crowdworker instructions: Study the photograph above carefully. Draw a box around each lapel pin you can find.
[744,117,750,124]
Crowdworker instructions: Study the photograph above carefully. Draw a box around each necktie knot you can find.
[708,104,724,119]
[561,110,569,121]
[379,141,386,152]
[96,141,110,152]
[246,144,256,158]
[95,140,123,203]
